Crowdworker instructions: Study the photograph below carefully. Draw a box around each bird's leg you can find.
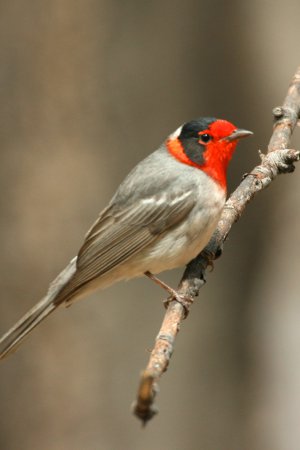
[144,271,178,297]
[144,271,193,316]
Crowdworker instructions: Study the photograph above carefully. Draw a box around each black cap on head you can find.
[177,117,216,165]
[179,117,217,139]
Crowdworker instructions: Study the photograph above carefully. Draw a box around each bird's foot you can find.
[163,292,193,318]
[144,271,193,318]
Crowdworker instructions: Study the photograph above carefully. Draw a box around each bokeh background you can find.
[0,1,300,449]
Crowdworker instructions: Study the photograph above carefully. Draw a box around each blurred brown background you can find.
[0,1,300,449]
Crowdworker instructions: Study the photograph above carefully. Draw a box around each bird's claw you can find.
[163,292,194,318]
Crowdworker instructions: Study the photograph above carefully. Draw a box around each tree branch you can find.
[133,66,300,425]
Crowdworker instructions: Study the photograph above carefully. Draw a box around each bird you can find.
[0,117,252,360]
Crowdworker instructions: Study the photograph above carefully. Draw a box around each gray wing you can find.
[62,189,196,298]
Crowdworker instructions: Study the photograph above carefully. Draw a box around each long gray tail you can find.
[0,257,77,360]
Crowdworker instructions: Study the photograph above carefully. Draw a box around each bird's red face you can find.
[166,118,252,190]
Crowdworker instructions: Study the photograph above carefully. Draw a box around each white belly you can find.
[144,199,224,273]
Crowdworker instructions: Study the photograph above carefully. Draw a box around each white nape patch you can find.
[168,125,183,140]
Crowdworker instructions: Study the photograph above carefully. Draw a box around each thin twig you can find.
[133,66,300,424]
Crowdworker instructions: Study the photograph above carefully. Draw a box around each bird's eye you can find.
[199,133,211,144]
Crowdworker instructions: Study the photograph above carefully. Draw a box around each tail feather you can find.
[0,257,77,360]
[0,301,57,360]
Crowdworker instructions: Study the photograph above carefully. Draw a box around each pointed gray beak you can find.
[223,128,253,142]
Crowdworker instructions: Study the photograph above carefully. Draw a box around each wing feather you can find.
[60,190,196,300]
